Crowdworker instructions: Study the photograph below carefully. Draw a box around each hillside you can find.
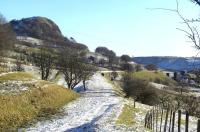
[10,17,88,51]
[10,17,65,42]
[133,56,200,71]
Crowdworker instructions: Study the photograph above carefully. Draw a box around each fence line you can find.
[144,106,200,132]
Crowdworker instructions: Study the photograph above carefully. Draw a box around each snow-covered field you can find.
[25,73,126,132]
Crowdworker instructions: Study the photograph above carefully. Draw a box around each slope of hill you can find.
[133,57,200,71]
[10,17,64,42]
[10,17,88,51]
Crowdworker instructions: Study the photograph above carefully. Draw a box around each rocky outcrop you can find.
[10,17,65,42]
[10,16,88,51]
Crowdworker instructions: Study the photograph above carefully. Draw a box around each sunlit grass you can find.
[132,71,177,86]
[0,81,79,131]
[0,72,35,82]
[116,104,138,125]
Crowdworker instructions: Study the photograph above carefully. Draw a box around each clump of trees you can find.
[120,54,132,63]
[58,49,97,90]
[120,54,135,72]
[95,46,118,68]
[122,72,159,107]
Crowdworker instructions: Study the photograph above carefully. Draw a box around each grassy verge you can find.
[116,104,138,125]
[132,71,177,86]
[0,72,35,82]
[0,77,79,131]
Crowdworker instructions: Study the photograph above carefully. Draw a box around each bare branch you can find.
[148,0,200,50]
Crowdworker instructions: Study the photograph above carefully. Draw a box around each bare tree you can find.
[149,0,200,50]
[58,50,84,89]
[58,49,97,90]
[82,64,97,90]
[33,46,54,80]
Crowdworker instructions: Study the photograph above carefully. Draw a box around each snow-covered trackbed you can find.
[26,73,124,132]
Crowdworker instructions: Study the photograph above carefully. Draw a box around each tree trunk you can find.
[83,80,86,91]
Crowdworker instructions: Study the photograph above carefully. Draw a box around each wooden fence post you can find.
[156,107,158,132]
[178,110,181,132]
[197,119,200,132]
[153,108,155,132]
[160,108,164,132]
[168,110,173,132]
[172,111,175,132]
[185,111,189,132]
[164,108,169,132]
[148,112,150,129]
[145,112,147,127]
[150,112,153,130]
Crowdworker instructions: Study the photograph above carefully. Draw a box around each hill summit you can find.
[10,16,65,42]
[9,16,88,51]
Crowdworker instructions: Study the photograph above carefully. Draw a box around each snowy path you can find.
[26,73,125,132]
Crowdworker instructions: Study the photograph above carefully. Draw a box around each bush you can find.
[122,73,159,105]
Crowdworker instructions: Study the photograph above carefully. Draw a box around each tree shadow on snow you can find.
[64,103,116,132]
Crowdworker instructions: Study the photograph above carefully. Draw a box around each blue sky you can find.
[0,0,199,57]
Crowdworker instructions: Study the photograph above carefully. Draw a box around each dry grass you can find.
[0,81,79,131]
[0,72,35,82]
[132,71,177,86]
[116,104,138,125]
